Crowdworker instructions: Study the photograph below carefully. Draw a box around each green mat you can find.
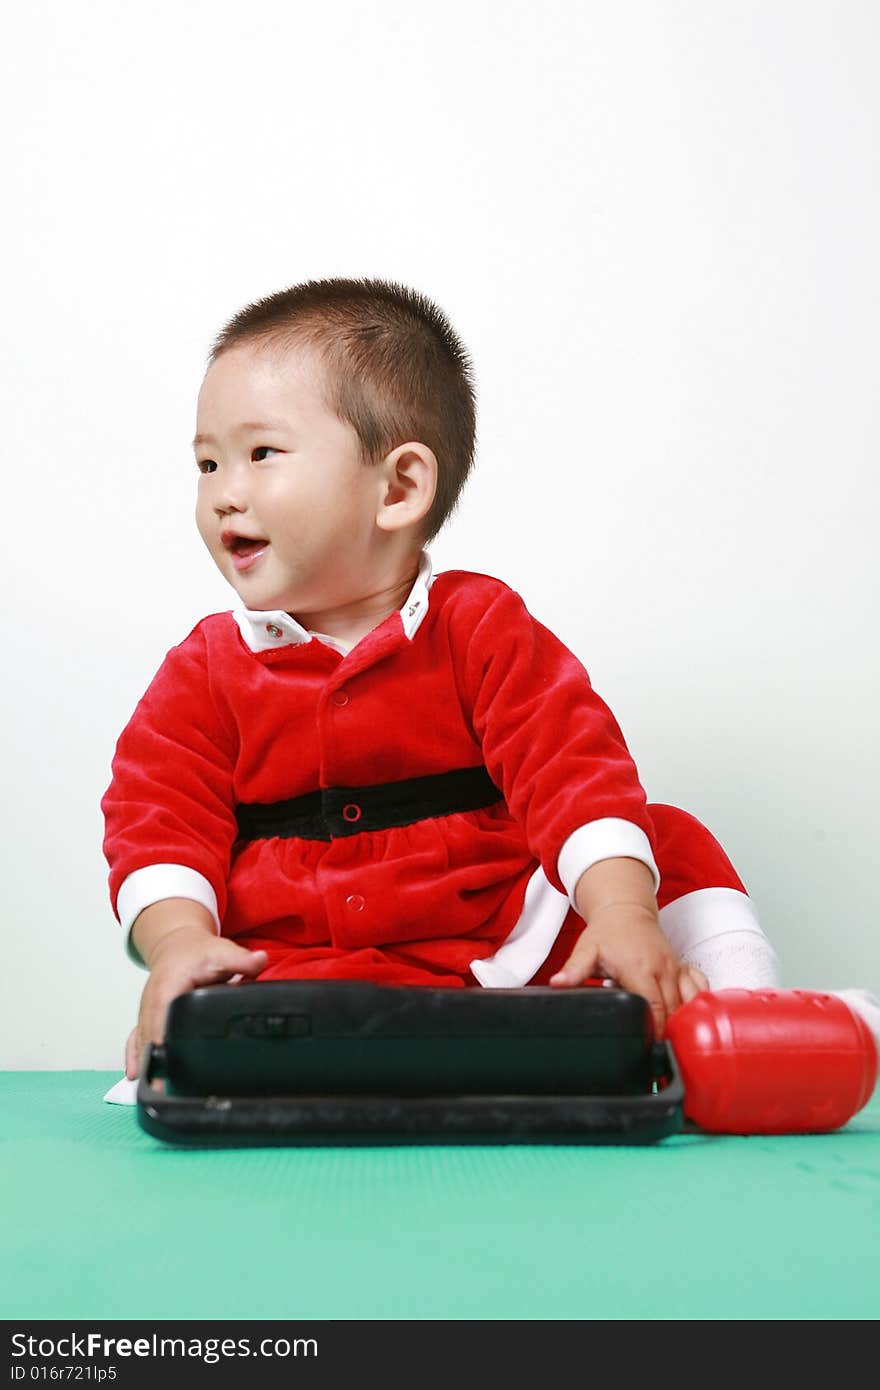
[2,1072,879,1320]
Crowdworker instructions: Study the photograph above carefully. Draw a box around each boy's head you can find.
[193,278,476,618]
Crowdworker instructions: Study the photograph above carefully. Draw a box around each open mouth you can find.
[229,536,268,557]
[228,538,270,572]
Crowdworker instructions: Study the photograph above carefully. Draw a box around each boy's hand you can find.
[124,926,268,1081]
[549,905,708,1038]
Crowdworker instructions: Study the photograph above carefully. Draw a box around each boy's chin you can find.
[219,560,302,614]
[228,578,291,614]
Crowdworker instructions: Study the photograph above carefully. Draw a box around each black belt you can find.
[235,765,504,842]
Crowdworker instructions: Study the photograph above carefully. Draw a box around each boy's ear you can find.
[374,442,437,533]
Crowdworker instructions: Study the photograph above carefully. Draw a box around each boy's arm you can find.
[551,855,707,1036]
[452,582,659,898]
[101,622,240,961]
[572,855,658,923]
[130,897,217,967]
[451,582,704,1031]
[118,865,221,968]
[103,624,272,1077]
[124,897,268,1080]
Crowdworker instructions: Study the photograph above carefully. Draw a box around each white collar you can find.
[232,549,435,654]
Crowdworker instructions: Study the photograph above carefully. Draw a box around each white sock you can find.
[658,887,782,989]
[679,929,782,990]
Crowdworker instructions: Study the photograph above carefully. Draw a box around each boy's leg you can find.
[649,807,880,1078]
[648,802,782,989]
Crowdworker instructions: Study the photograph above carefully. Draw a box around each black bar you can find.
[0,1318,687,1384]
[235,764,504,841]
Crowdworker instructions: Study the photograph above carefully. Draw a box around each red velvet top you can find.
[101,564,659,984]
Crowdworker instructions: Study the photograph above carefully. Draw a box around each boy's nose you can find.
[211,467,251,514]
[215,488,250,515]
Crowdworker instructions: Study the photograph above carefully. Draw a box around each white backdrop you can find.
[2,1,877,1068]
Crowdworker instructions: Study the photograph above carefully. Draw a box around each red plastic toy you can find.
[666,988,878,1134]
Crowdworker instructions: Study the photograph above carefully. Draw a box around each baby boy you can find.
[101,277,781,1081]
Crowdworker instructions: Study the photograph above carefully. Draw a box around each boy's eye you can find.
[195,446,277,474]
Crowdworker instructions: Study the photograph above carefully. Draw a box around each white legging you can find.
[657,886,782,989]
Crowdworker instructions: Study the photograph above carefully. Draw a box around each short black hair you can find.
[207,277,478,544]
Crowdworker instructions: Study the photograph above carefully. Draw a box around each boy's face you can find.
[193,342,386,617]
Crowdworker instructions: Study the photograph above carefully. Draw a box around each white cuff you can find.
[117,865,221,968]
[557,818,661,907]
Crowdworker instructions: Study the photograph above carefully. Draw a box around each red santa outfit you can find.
[101,551,780,989]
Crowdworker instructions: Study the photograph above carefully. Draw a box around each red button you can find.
[332,690,349,706]
[342,803,362,822]
[345,894,365,911]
